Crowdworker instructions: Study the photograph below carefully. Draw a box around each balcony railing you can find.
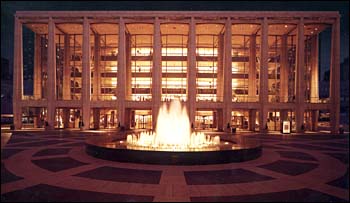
[22,95,46,100]
[232,96,259,102]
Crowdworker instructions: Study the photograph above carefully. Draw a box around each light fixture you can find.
[284,25,288,28]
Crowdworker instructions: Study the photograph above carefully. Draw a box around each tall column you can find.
[152,17,162,129]
[248,35,257,102]
[249,109,256,131]
[295,18,305,132]
[280,110,288,132]
[118,18,126,127]
[34,34,42,100]
[63,109,70,128]
[93,34,100,100]
[93,108,100,129]
[124,108,131,129]
[187,17,197,128]
[46,17,56,130]
[280,35,289,103]
[82,17,91,130]
[217,34,224,102]
[330,17,340,133]
[217,109,223,131]
[213,111,217,129]
[13,16,23,129]
[223,17,232,132]
[310,35,319,132]
[63,34,71,100]
[259,17,269,132]
[131,110,135,128]
[310,35,319,103]
[125,34,132,100]
[280,110,288,122]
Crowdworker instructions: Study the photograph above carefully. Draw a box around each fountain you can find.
[86,99,262,165]
[126,99,220,151]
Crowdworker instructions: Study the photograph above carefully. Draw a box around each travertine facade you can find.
[13,11,340,133]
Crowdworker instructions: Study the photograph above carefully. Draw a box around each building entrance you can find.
[132,110,152,129]
[231,111,249,130]
[195,110,217,130]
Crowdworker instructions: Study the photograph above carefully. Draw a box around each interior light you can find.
[111,66,118,72]
[284,25,288,28]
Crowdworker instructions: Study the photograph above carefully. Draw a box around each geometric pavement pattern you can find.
[1,130,349,202]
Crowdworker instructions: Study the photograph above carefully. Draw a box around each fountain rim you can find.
[85,133,262,165]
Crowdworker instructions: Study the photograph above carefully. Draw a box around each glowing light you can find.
[111,66,118,72]
[232,79,238,87]
[111,78,117,86]
[127,99,220,151]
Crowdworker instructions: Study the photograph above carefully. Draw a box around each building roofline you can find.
[15,10,340,19]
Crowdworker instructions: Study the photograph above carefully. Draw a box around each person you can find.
[44,121,49,130]
[339,125,344,134]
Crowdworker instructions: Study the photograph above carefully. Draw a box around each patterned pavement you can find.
[1,130,349,202]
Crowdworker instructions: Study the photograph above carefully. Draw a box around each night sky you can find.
[1,1,349,77]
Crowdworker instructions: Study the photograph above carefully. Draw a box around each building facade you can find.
[13,11,340,133]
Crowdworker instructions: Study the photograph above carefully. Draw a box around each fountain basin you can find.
[85,133,262,165]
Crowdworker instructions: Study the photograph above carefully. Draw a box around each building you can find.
[12,11,341,133]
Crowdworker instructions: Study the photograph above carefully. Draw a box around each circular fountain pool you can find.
[85,133,262,165]
[85,99,261,165]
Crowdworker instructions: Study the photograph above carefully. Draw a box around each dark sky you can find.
[1,1,349,72]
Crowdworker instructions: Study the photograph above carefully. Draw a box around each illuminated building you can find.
[13,11,340,133]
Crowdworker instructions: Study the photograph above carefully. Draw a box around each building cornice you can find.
[15,11,340,19]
